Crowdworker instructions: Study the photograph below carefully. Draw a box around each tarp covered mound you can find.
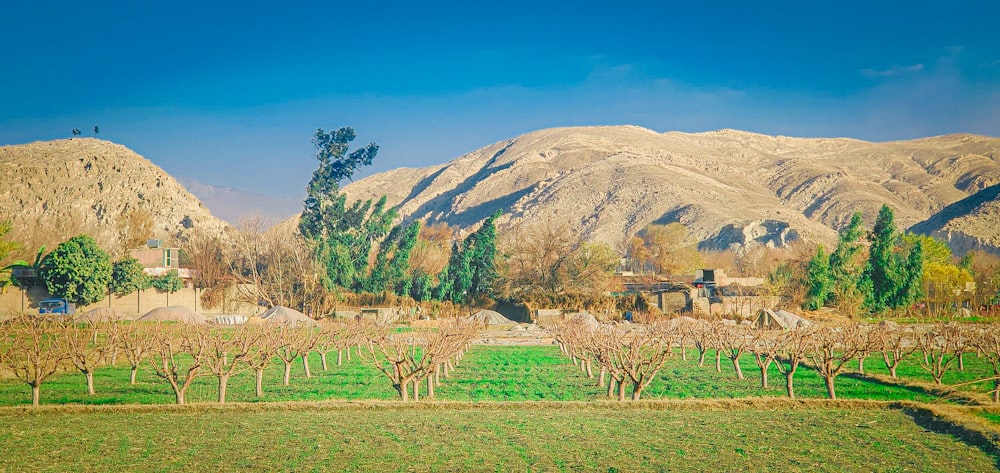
[754,309,813,329]
[468,309,515,325]
[210,314,248,325]
[138,306,208,325]
[568,312,600,329]
[77,307,136,323]
[259,306,316,326]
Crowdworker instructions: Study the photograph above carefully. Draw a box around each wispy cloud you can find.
[861,63,925,77]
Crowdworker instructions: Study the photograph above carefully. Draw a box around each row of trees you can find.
[547,316,1000,402]
[0,315,484,406]
[1,233,184,307]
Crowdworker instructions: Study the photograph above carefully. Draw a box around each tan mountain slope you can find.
[0,138,228,258]
[342,126,1000,252]
[911,184,1000,254]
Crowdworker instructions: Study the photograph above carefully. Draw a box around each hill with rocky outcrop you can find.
[0,138,228,258]
[342,126,1000,253]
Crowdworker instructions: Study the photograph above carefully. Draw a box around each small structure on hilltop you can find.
[259,306,316,327]
[753,308,813,330]
[138,306,207,324]
[467,309,515,326]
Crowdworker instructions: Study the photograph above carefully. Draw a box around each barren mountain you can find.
[342,126,1000,253]
[0,138,228,257]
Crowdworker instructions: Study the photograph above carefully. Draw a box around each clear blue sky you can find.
[2,1,998,199]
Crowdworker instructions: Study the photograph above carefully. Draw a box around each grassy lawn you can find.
[1,404,996,472]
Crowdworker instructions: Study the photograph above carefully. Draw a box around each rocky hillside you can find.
[0,138,229,257]
[342,126,1000,253]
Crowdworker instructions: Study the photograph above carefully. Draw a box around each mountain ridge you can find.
[341,125,1000,253]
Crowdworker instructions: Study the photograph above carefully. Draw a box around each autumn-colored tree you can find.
[628,223,701,276]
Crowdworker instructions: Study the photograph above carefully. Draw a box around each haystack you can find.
[76,307,136,323]
[138,306,208,324]
[468,309,514,325]
[259,306,316,326]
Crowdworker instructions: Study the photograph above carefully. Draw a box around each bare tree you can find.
[61,322,109,395]
[717,324,751,380]
[807,324,862,399]
[243,326,282,397]
[0,316,68,406]
[874,322,917,380]
[916,322,964,385]
[118,321,153,384]
[970,325,1000,403]
[275,326,319,386]
[147,324,210,405]
[773,327,814,398]
[205,325,260,403]
[748,328,780,389]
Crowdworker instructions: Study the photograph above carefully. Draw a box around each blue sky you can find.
[2,1,998,200]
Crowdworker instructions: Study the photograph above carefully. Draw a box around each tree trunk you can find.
[680,346,687,361]
[85,370,95,395]
[302,353,312,378]
[889,364,898,379]
[175,389,186,405]
[346,346,352,361]
[993,378,999,404]
[759,365,768,389]
[598,368,606,388]
[858,356,866,375]
[607,377,615,397]
[698,349,707,367]
[958,352,965,371]
[413,378,420,401]
[824,375,836,400]
[320,352,328,371]
[435,363,441,386]
[632,380,644,400]
[731,357,744,380]
[218,374,229,403]
[256,368,265,397]
[785,371,795,399]
[427,376,435,399]
[31,384,40,407]
[715,350,722,372]
[337,350,343,366]
[617,379,627,402]
[585,359,593,378]
[130,365,138,384]
[400,381,409,402]
[283,362,292,385]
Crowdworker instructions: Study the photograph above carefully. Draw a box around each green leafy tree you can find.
[828,213,864,294]
[298,127,398,292]
[860,205,924,312]
[439,211,501,303]
[804,245,831,310]
[151,269,183,306]
[110,257,151,296]
[39,235,112,306]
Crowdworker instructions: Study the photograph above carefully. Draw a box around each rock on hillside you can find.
[0,138,229,254]
[911,184,1000,254]
[342,126,1000,252]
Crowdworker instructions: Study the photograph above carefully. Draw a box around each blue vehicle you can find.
[38,298,76,317]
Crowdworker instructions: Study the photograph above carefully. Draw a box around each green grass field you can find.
[2,403,996,472]
[0,345,993,406]
[3,345,1000,471]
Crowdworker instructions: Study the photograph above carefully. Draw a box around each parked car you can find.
[38,298,76,317]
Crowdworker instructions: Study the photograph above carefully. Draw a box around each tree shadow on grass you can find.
[903,406,1000,471]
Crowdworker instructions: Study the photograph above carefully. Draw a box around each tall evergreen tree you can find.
[298,128,396,291]
[860,205,924,312]
[804,245,831,310]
